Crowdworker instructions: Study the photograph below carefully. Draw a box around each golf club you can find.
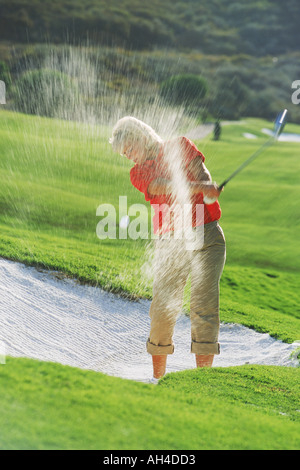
[203,109,288,204]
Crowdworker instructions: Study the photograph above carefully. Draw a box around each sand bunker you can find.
[0,258,298,382]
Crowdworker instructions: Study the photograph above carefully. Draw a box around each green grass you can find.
[0,109,299,449]
[0,358,299,450]
[0,110,299,339]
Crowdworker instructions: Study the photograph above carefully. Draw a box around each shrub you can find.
[13,68,78,118]
[211,75,251,120]
[160,74,208,108]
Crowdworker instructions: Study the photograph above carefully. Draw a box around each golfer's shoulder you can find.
[178,136,205,165]
[164,136,201,154]
[169,135,193,148]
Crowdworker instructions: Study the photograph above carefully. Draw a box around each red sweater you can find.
[130,136,221,234]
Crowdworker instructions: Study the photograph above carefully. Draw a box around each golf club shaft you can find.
[218,109,287,190]
[218,137,274,190]
[203,109,287,204]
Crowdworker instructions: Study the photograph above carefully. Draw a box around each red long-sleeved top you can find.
[130,136,221,234]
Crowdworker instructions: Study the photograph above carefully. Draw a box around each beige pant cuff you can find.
[191,341,220,355]
[147,339,174,355]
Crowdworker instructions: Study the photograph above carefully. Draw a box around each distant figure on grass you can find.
[110,116,226,381]
[213,120,221,141]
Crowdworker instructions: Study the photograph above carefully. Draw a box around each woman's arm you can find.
[187,156,211,182]
[189,180,222,199]
[148,177,222,199]
[148,178,173,196]
[187,156,223,199]
[147,155,222,198]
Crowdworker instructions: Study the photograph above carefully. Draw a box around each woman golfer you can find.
[110,116,226,380]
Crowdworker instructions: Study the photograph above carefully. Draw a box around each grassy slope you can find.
[0,358,299,450]
[0,110,299,450]
[0,110,299,341]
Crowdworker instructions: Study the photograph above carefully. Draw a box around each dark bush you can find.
[160,74,208,107]
[210,75,251,120]
[13,68,78,117]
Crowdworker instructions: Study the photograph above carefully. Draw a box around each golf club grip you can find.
[203,182,225,205]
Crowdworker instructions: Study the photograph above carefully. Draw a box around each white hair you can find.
[109,116,163,156]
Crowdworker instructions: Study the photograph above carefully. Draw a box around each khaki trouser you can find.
[146,221,226,356]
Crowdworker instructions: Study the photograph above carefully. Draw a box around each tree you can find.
[211,75,250,120]
[160,74,208,108]
[13,68,77,118]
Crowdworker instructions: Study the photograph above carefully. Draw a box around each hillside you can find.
[0,0,300,56]
[1,43,300,124]
[1,0,300,123]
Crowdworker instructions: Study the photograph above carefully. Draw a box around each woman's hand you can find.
[190,181,223,199]
[203,182,223,199]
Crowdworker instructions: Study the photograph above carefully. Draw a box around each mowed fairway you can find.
[0,109,299,449]
[0,358,299,450]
